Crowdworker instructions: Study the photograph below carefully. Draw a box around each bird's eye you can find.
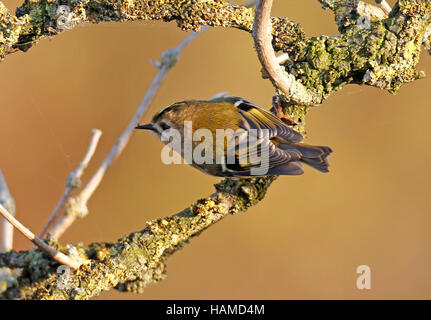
[160,123,170,131]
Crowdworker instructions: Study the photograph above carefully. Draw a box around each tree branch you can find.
[2,0,427,97]
[0,204,81,269]
[1,177,276,299]
[0,0,303,61]
[289,0,431,101]
[0,172,81,270]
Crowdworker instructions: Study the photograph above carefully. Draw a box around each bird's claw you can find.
[272,96,298,126]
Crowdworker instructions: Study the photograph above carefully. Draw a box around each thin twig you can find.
[253,0,321,105]
[39,129,102,239]
[375,0,392,15]
[0,170,15,253]
[0,204,81,269]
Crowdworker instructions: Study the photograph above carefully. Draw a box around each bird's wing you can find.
[234,98,304,143]
[223,133,304,176]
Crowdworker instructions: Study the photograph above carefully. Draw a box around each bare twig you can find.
[375,0,392,15]
[0,170,15,253]
[39,129,102,239]
[0,204,81,269]
[252,0,322,105]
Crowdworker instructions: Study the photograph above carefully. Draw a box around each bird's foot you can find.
[272,96,298,126]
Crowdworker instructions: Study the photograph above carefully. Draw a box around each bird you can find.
[136,96,332,177]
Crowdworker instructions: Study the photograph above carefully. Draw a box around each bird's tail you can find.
[280,143,333,173]
[297,144,332,173]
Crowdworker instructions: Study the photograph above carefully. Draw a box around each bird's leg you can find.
[272,96,298,126]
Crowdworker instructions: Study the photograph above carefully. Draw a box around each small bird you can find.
[136,96,332,177]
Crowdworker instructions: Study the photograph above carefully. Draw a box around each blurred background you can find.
[1,0,431,299]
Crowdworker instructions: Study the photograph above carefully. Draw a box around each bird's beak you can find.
[136,123,156,132]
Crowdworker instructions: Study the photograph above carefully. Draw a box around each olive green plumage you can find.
[137,96,332,177]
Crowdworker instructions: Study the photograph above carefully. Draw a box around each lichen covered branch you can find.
[2,0,428,98]
[295,0,431,98]
[0,177,276,299]
[0,0,303,60]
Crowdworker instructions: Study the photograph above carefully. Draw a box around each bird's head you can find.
[136,101,190,137]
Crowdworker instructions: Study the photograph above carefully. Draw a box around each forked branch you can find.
[0,204,81,269]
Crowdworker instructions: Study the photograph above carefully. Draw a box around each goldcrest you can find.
[136,96,332,177]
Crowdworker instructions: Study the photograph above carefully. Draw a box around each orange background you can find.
[1,0,431,299]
